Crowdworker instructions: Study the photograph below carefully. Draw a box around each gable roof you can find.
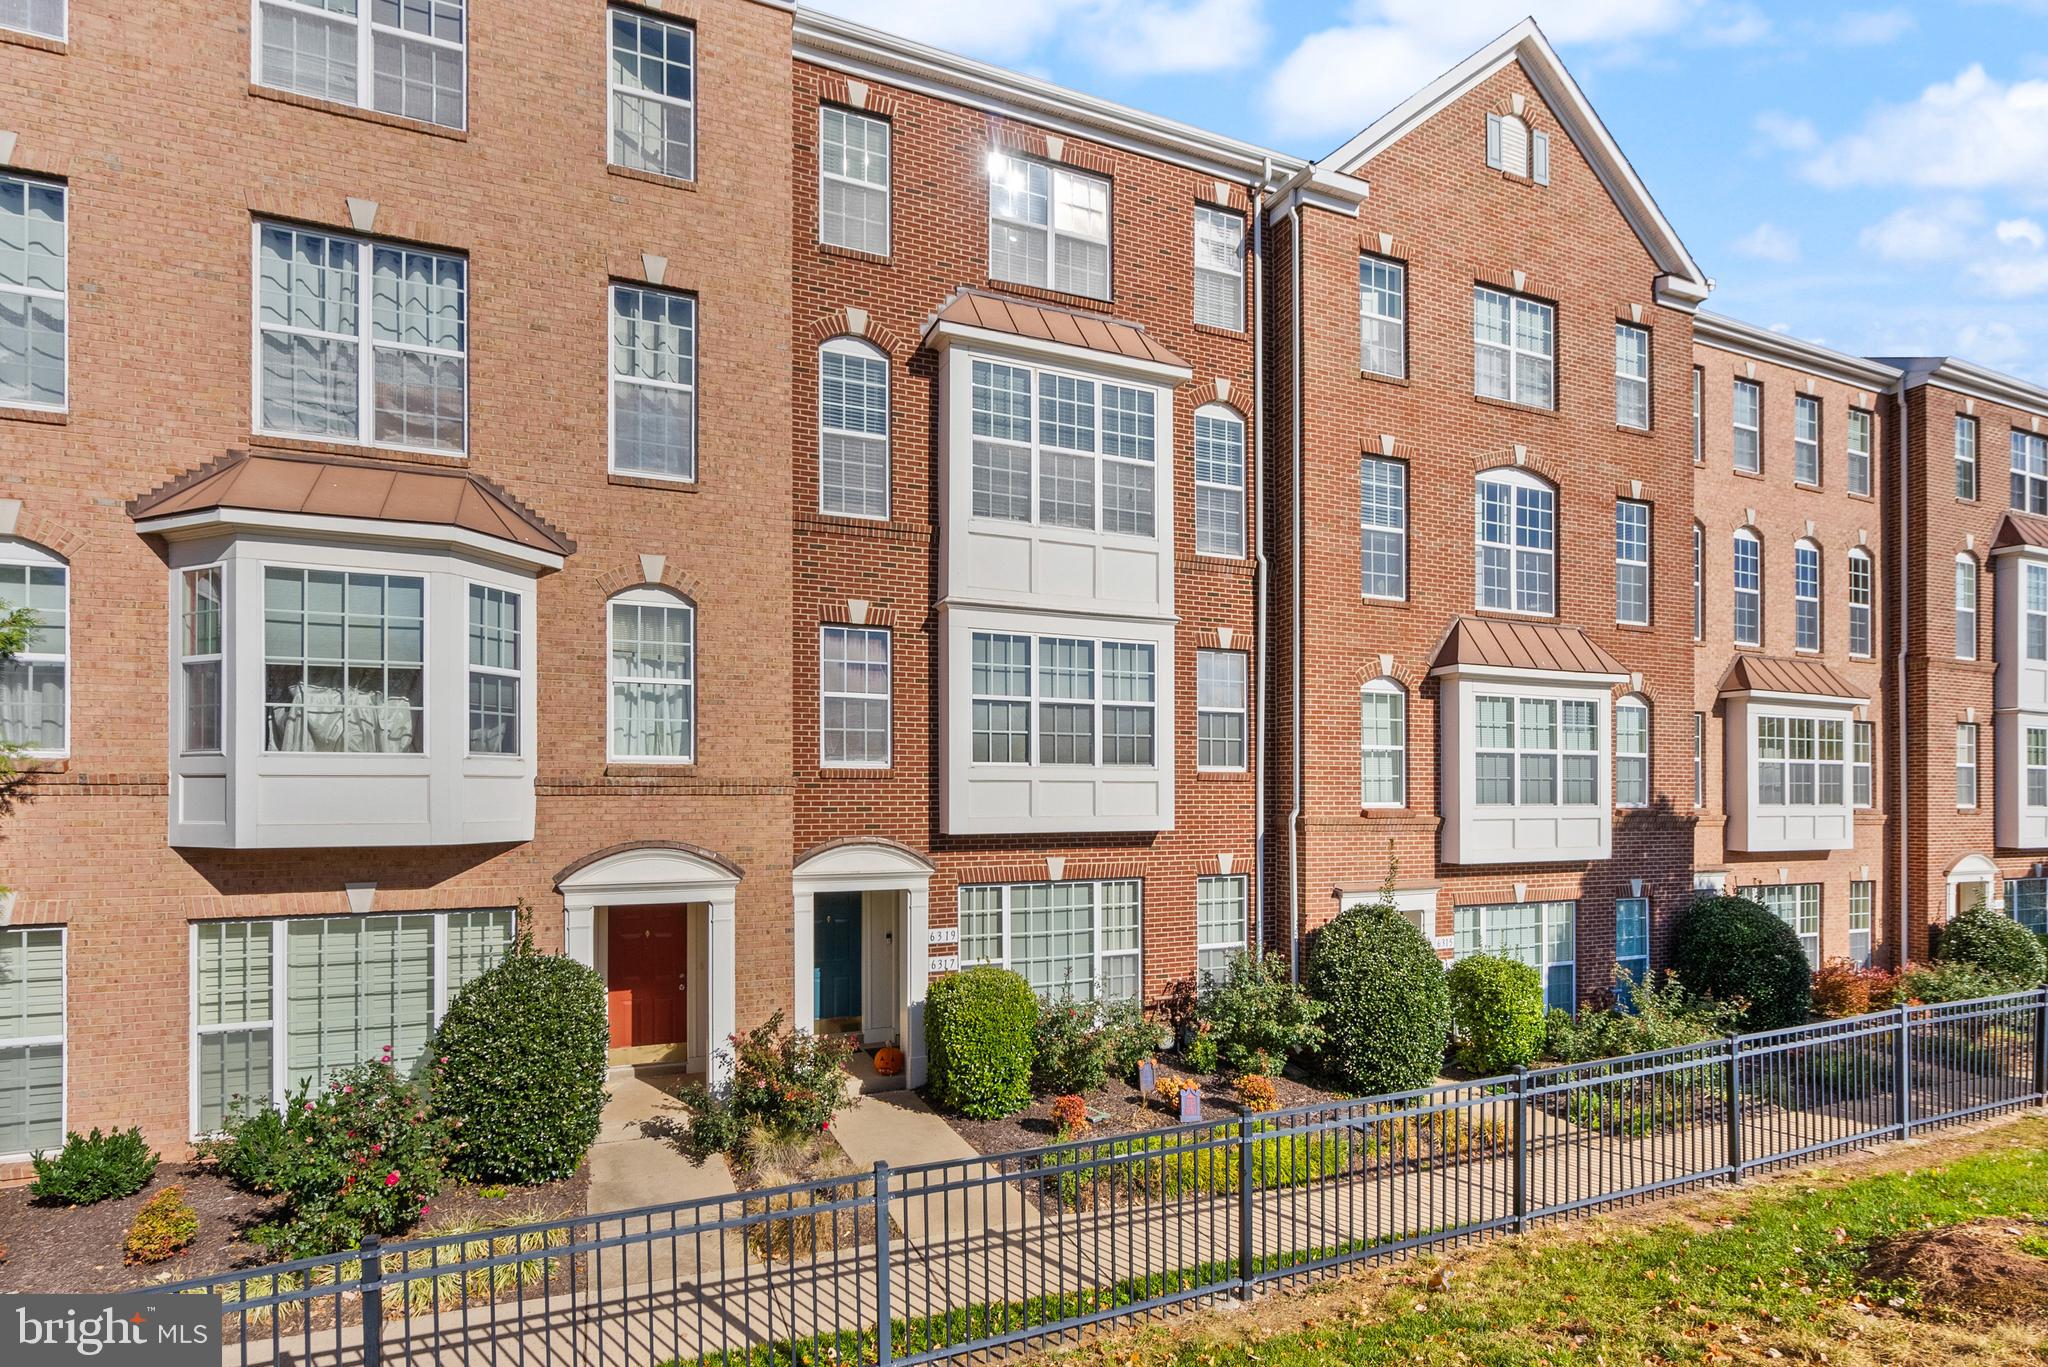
[1993,511,2048,554]
[1430,616,1629,680]
[1315,18,1709,307]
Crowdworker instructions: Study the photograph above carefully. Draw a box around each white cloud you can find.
[1831,8,1914,44]
[1997,217,2048,250]
[1803,65,2048,194]
[1753,111,1820,153]
[1258,0,1712,143]
[1696,3,1772,46]
[1859,200,1982,261]
[1970,258,2048,296]
[1731,222,1801,263]
[1090,0,1271,75]
[807,0,1266,76]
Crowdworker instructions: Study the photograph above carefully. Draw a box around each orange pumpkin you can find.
[874,1045,906,1077]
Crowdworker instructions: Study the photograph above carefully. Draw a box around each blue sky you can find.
[812,0,2048,382]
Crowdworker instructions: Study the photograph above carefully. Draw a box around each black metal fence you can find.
[161,989,2048,1366]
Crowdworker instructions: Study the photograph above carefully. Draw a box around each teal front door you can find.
[815,893,863,1025]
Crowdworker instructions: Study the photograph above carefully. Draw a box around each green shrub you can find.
[1935,903,2048,985]
[199,1098,290,1194]
[1900,960,2032,1004]
[1670,895,1812,1030]
[665,1013,852,1162]
[1097,999,1165,1083]
[1196,951,1327,1078]
[30,1127,158,1205]
[1543,970,1742,1063]
[1032,996,1108,1095]
[124,1186,200,1264]
[432,939,609,1185]
[1445,954,1545,1074]
[1182,1031,1219,1074]
[926,966,1038,1118]
[251,1055,449,1259]
[1304,892,1448,1094]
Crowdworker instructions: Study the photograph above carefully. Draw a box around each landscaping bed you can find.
[728,1130,888,1261]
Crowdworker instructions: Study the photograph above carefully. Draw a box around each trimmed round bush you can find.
[1935,903,2047,985]
[1305,899,1449,1094]
[434,942,609,1185]
[926,966,1037,1118]
[1445,953,1545,1074]
[1671,895,1812,1030]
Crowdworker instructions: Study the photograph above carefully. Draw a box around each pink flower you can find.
[385,1171,401,1187]
[371,1143,382,1155]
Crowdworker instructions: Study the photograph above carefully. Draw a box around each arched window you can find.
[0,537,69,756]
[608,586,696,762]
[1361,678,1406,808]
[1476,468,1555,615]
[1732,529,1761,647]
[1794,539,1822,652]
[1194,404,1246,558]
[1955,553,1979,661]
[818,337,889,519]
[1615,694,1649,809]
[1847,549,1874,658]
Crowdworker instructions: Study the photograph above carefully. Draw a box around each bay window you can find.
[0,927,63,1158]
[2011,878,2048,937]
[1193,406,1245,557]
[1473,286,1553,408]
[2029,726,2048,810]
[2028,563,2048,660]
[0,541,67,756]
[1476,695,1599,807]
[1196,649,1246,771]
[0,173,65,411]
[608,588,695,762]
[1457,900,1575,1012]
[1752,883,1820,966]
[182,567,225,754]
[968,631,1153,767]
[609,7,694,181]
[1361,456,1408,600]
[820,626,891,768]
[1196,876,1247,985]
[988,153,1110,300]
[1756,714,1845,807]
[256,0,467,129]
[1361,680,1407,807]
[466,584,519,756]
[958,880,1140,1004]
[969,359,1157,537]
[1723,687,1860,850]
[1476,470,1555,615]
[264,569,424,754]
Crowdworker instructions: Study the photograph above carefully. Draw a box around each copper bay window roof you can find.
[128,449,575,557]
[1717,654,1866,702]
[1993,510,2048,553]
[1430,617,1630,679]
[926,288,1190,370]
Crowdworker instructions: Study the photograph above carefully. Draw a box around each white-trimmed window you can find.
[1849,881,1874,967]
[1848,549,1873,659]
[1360,256,1406,379]
[1361,456,1408,599]
[1957,722,1978,809]
[1193,205,1244,330]
[1361,679,1406,807]
[608,587,695,762]
[255,0,467,129]
[255,224,467,454]
[1475,695,1599,807]
[1196,649,1246,771]
[968,630,1153,767]
[1477,469,1555,614]
[609,7,694,181]
[1793,540,1822,652]
[1194,406,1246,557]
[957,879,1140,1004]
[1794,395,1821,485]
[0,540,68,756]
[1615,499,1649,626]
[1196,875,1247,985]
[1615,897,1650,1004]
[2010,878,2048,938]
[1485,113,1550,183]
[1756,715,1846,807]
[820,625,890,768]
[1692,711,1705,807]
[262,568,424,754]
[820,106,890,255]
[1733,529,1761,647]
[0,927,64,1158]
[1692,523,1704,641]
[1473,286,1554,408]
[1691,366,1703,464]
[1615,696,1648,809]
[1732,379,1761,473]
[819,338,889,519]
[1955,554,1978,661]
[181,566,225,755]
[1614,323,1649,429]
[2015,429,2048,515]
[190,909,511,1134]
[2029,726,2048,810]
[1457,900,1574,1012]
[0,0,62,39]
[466,584,519,756]
[1956,415,1978,500]
[968,359,1157,537]
[1753,883,1821,967]
[610,283,697,482]
[0,173,65,411]
[2027,563,2048,661]
[987,152,1110,300]
[1848,408,1873,497]
[1853,720,1874,809]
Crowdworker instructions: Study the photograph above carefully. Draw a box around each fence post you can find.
[1725,1034,1743,1182]
[358,1234,383,1367]
[1236,1115,1255,1300]
[1895,1002,1913,1140]
[874,1162,894,1367]
[2035,988,2048,1104]
[1511,1067,1529,1234]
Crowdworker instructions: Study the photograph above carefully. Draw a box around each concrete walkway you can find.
[586,1070,741,1289]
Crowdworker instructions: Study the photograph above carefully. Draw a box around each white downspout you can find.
[1894,377,1913,968]
[1252,157,1272,959]
[1287,195,1304,982]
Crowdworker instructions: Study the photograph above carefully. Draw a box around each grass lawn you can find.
[1049,1114,2048,1366]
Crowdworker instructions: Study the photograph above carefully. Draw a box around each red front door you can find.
[606,906,687,1050]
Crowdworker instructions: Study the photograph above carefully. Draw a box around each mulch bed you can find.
[0,1162,589,1295]
[1862,1218,2048,1321]
[727,1132,886,1261]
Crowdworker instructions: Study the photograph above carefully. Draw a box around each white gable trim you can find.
[1319,18,1708,303]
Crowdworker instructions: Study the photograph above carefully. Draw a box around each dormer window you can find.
[1486,112,1550,183]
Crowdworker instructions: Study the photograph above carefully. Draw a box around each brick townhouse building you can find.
[9,3,2048,1170]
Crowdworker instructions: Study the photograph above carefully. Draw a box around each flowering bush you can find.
[1812,960,1901,1018]
[1153,1072,1200,1111]
[249,1051,450,1259]
[1031,996,1108,1095]
[1234,1072,1278,1113]
[1049,1093,1091,1139]
[124,1186,200,1264]
[726,1013,855,1142]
